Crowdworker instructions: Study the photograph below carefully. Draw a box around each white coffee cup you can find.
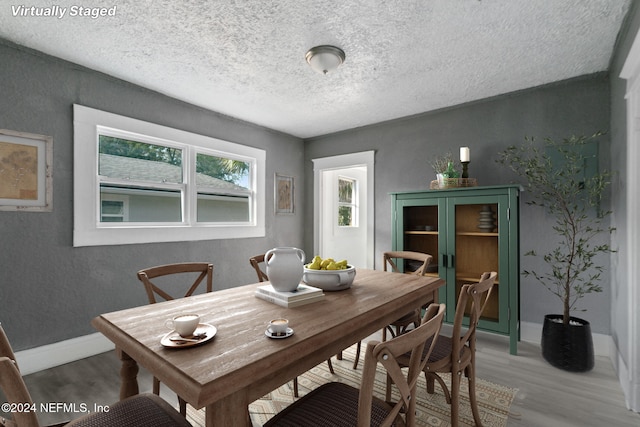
[269,318,289,335]
[166,314,200,337]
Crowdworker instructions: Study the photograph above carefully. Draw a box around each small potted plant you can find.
[497,132,615,372]
[430,152,459,188]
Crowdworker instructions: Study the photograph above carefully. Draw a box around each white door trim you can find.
[312,151,375,269]
[619,32,640,412]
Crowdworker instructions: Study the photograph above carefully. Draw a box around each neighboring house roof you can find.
[99,153,247,191]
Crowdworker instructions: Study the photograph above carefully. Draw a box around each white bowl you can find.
[302,265,356,291]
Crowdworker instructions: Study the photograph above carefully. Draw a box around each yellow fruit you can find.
[320,258,334,268]
[308,256,349,270]
[308,261,321,270]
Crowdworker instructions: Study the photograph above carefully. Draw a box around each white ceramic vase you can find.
[265,247,306,292]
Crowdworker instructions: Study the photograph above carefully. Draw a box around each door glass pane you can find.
[338,177,356,227]
[454,203,499,322]
[338,205,353,226]
[338,178,353,203]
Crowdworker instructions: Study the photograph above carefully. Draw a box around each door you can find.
[313,151,374,269]
[319,168,367,267]
[446,195,509,333]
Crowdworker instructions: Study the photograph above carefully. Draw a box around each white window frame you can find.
[73,104,265,247]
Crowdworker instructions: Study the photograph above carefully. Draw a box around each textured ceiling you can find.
[0,0,632,138]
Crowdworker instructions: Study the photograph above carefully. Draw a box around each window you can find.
[100,195,129,222]
[338,177,358,227]
[73,105,265,246]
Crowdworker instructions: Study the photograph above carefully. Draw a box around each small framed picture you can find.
[0,129,53,212]
[275,174,294,214]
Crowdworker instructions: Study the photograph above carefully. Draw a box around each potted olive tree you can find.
[497,132,614,372]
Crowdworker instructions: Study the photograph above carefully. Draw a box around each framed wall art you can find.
[0,129,53,212]
[275,173,294,214]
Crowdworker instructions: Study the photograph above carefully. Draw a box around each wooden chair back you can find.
[249,254,271,282]
[378,251,437,344]
[383,250,433,276]
[415,271,497,426]
[136,262,214,415]
[452,271,497,358]
[359,303,445,426]
[0,323,41,427]
[136,262,213,304]
[0,322,17,369]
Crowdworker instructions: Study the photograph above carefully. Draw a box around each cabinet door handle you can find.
[441,253,448,268]
[450,254,455,269]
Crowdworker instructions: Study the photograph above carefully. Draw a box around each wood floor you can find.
[6,330,640,426]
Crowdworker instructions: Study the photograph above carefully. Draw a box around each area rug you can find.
[187,344,517,426]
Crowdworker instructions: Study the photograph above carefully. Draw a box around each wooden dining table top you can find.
[92,268,444,426]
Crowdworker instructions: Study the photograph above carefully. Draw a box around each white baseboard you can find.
[520,320,613,357]
[15,333,115,376]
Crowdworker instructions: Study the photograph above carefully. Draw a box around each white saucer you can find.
[265,327,294,339]
[161,323,217,348]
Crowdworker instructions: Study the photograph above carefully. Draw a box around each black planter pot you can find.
[541,314,594,372]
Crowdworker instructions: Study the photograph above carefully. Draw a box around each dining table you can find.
[91,268,444,427]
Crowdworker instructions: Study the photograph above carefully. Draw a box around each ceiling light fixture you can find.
[305,45,346,75]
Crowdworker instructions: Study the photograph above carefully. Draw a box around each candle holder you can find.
[461,161,470,178]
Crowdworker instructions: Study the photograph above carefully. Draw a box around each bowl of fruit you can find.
[303,256,356,291]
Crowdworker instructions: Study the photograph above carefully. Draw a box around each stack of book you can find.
[254,283,325,307]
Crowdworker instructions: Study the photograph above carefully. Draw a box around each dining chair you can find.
[249,254,334,398]
[382,251,436,339]
[387,271,497,427]
[0,323,192,427]
[249,253,270,282]
[263,303,446,427]
[136,262,214,415]
[137,262,214,304]
[351,250,435,370]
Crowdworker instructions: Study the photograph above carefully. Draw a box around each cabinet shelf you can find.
[456,271,500,285]
[457,231,498,237]
[405,230,439,235]
[405,231,498,237]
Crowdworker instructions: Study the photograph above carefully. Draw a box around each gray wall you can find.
[304,74,613,334]
[0,40,305,351]
[1,26,628,352]
[608,1,639,370]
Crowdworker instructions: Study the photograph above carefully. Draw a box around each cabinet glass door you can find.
[447,196,509,333]
[396,197,452,312]
[396,198,442,280]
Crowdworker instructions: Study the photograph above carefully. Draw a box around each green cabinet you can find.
[390,185,520,354]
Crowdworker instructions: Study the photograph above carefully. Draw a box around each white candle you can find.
[460,147,470,162]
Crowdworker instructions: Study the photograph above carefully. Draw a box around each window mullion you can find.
[184,146,197,225]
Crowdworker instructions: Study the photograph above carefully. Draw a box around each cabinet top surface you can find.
[389,184,522,196]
